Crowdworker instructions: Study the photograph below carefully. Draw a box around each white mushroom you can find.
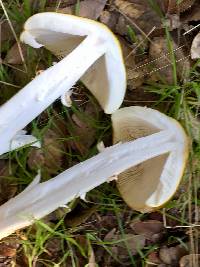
[191,32,200,59]
[0,12,126,155]
[0,127,175,239]
[20,12,126,113]
[112,106,189,212]
[0,13,189,240]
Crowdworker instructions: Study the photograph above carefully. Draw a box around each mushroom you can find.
[112,106,189,212]
[0,106,188,239]
[0,13,188,239]
[0,124,175,239]
[0,12,126,155]
[20,12,126,113]
[191,32,200,59]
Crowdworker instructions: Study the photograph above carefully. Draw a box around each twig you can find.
[0,0,27,72]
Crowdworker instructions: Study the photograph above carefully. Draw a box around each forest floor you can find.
[0,0,200,266]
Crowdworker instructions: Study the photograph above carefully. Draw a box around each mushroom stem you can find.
[0,34,106,155]
[0,130,175,239]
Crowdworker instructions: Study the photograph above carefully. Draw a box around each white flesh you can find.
[0,130,174,239]
[0,34,105,155]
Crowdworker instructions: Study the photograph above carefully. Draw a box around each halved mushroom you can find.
[20,12,126,114]
[112,106,189,212]
[0,105,188,239]
[0,12,126,155]
[0,119,178,239]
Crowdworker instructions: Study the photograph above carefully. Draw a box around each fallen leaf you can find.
[118,37,144,89]
[68,113,96,155]
[0,237,19,257]
[186,109,200,141]
[114,0,145,19]
[4,42,27,65]
[186,3,200,21]
[149,37,190,84]
[105,232,146,256]
[1,20,14,42]
[165,14,181,30]
[60,0,107,20]
[159,245,187,265]
[104,228,117,241]
[191,32,200,59]
[114,0,162,35]
[160,0,195,13]
[45,237,62,257]
[179,254,200,267]
[100,10,119,31]
[65,205,98,227]
[42,128,64,174]
[0,160,17,205]
[28,148,45,170]
[0,245,16,257]
[115,15,128,35]
[28,113,68,175]
[146,251,162,266]
[55,0,77,6]
[130,220,164,241]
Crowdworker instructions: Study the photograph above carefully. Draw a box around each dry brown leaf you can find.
[42,128,64,174]
[60,0,107,19]
[0,237,19,257]
[28,148,45,171]
[45,237,62,257]
[105,232,146,256]
[191,32,200,59]
[187,4,200,21]
[115,15,128,35]
[130,220,164,241]
[0,244,16,257]
[149,37,190,84]
[179,254,200,267]
[47,0,77,7]
[146,251,162,266]
[28,130,63,175]
[161,0,195,13]
[100,10,119,31]
[159,245,187,265]
[4,42,27,65]
[68,113,96,155]
[114,0,162,36]
[165,14,181,30]
[118,37,144,89]
[1,20,14,42]
[114,0,145,19]
[65,205,98,227]
[186,110,200,141]
[28,113,68,175]
[0,160,17,205]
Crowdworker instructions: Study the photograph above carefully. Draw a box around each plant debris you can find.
[0,0,199,266]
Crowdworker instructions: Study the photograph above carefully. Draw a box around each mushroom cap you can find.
[191,32,200,59]
[112,106,189,212]
[20,12,126,114]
